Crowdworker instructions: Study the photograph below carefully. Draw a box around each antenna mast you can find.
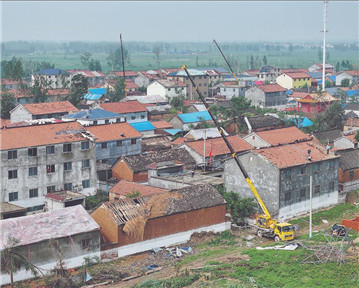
[321,1,328,92]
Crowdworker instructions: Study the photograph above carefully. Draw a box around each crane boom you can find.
[181,65,271,219]
[213,39,238,81]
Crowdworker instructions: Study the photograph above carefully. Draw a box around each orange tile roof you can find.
[172,137,186,145]
[185,135,252,157]
[344,70,359,76]
[257,84,286,93]
[110,180,168,197]
[345,133,358,143]
[0,118,10,128]
[284,72,310,79]
[1,79,21,85]
[254,141,338,168]
[255,126,312,146]
[109,70,138,77]
[125,79,139,89]
[46,89,70,96]
[8,89,32,99]
[1,121,86,150]
[23,101,78,115]
[296,92,339,103]
[100,100,147,114]
[281,68,309,74]
[345,118,359,127]
[151,121,173,129]
[85,122,141,142]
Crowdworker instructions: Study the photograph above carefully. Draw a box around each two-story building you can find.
[99,100,148,123]
[244,84,287,108]
[31,69,72,89]
[62,108,123,126]
[257,65,281,83]
[85,123,142,165]
[146,79,187,100]
[1,121,97,211]
[219,81,247,99]
[276,72,312,89]
[168,111,213,131]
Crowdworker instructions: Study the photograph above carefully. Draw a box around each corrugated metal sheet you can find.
[130,121,156,132]
[63,108,121,120]
[84,93,103,100]
[89,88,107,95]
[164,129,182,135]
[178,111,212,123]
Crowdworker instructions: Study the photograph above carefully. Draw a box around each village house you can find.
[334,132,359,150]
[0,121,97,211]
[129,121,156,135]
[344,117,359,131]
[0,202,27,220]
[338,149,359,192]
[112,148,195,182]
[167,69,208,99]
[308,63,335,74]
[109,180,168,200]
[31,69,72,89]
[244,84,287,108]
[141,134,172,152]
[184,127,228,140]
[91,184,227,258]
[336,70,359,86]
[168,111,212,131]
[180,135,253,169]
[67,69,106,86]
[146,79,187,100]
[276,72,312,89]
[62,108,123,126]
[106,70,139,81]
[187,103,206,113]
[10,101,78,124]
[146,105,173,121]
[150,120,174,134]
[99,100,148,123]
[344,102,359,118]
[242,126,312,148]
[257,65,281,82]
[7,89,33,104]
[244,114,285,134]
[44,190,86,211]
[224,141,340,219]
[85,122,142,165]
[0,205,100,285]
[313,128,343,146]
[124,94,168,106]
[219,81,247,99]
[295,91,339,118]
[1,79,22,90]
[82,88,107,105]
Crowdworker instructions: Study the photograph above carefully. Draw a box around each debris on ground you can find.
[256,242,301,251]
[244,235,255,241]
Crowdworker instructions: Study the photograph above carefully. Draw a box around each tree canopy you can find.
[107,77,126,102]
[65,74,88,107]
[1,88,16,119]
[3,57,24,81]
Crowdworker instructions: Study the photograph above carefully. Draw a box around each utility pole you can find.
[321,1,328,92]
[120,34,127,97]
[203,130,206,172]
[309,175,313,238]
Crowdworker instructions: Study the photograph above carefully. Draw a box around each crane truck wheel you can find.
[256,230,263,237]
[274,235,280,242]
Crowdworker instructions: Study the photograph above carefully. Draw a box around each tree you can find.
[107,77,126,102]
[107,47,130,71]
[341,79,350,87]
[30,79,48,103]
[153,43,162,68]
[1,236,41,287]
[80,52,92,67]
[1,88,15,119]
[262,55,267,66]
[169,92,187,113]
[249,54,255,70]
[355,131,359,142]
[314,101,344,131]
[3,57,24,81]
[66,74,88,107]
[88,59,102,71]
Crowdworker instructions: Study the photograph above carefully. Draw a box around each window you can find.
[168,88,171,91]
[131,139,137,145]
[46,145,55,154]
[81,141,90,150]
[29,188,38,198]
[82,159,90,169]
[101,142,107,149]
[29,167,38,176]
[105,119,109,124]
[64,162,72,171]
[116,118,121,123]
[82,238,91,249]
[46,164,55,173]
[8,150,17,160]
[314,185,320,195]
[9,192,18,202]
[329,182,335,192]
[64,183,73,191]
[47,186,56,193]
[116,140,123,147]
[314,163,320,173]
[329,160,335,169]
[8,170,17,179]
[63,143,72,153]
[284,192,291,202]
[349,171,354,179]
[93,120,98,125]
[130,115,136,120]
[284,169,291,179]
[82,179,90,188]
[28,147,37,157]
[140,114,145,119]
[300,189,306,201]
[300,166,306,175]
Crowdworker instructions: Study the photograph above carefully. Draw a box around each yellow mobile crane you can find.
[181,65,294,241]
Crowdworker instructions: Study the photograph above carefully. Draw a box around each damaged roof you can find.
[247,115,284,130]
[96,184,225,225]
[0,205,99,250]
[254,141,339,169]
[119,148,196,172]
[254,126,312,146]
[110,180,168,197]
[338,149,359,170]
[313,129,343,144]
[19,101,78,116]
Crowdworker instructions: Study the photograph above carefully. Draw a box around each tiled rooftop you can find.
[21,101,78,115]
[257,84,286,93]
[255,126,312,146]
[100,100,147,114]
[86,122,142,141]
[110,180,168,197]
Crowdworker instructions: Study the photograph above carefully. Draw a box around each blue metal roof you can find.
[288,117,313,128]
[328,75,336,82]
[89,88,107,95]
[178,111,212,123]
[164,129,182,135]
[307,72,322,79]
[168,69,206,77]
[84,94,103,100]
[63,108,121,120]
[326,87,338,96]
[346,90,359,97]
[35,69,70,75]
[130,121,155,132]
[286,89,293,95]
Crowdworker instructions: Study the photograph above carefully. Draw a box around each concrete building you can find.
[276,73,312,89]
[85,122,142,165]
[308,63,335,74]
[0,205,100,285]
[44,190,86,211]
[244,115,285,134]
[338,149,359,192]
[334,133,358,150]
[224,141,340,220]
[0,202,27,220]
[31,69,72,89]
[336,70,359,86]
[344,117,359,132]
[1,122,97,211]
[244,84,287,108]
[167,69,208,99]
[146,79,187,100]
[62,108,123,126]
[219,81,247,99]
[10,101,78,124]
[67,69,105,86]
[99,101,148,123]
[91,184,227,258]
[257,66,281,83]
[129,121,156,135]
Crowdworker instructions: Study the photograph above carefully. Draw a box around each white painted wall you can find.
[276,74,293,89]
[334,137,355,150]
[147,82,166,97]
[242,133,270,148]
[10,105,32,123]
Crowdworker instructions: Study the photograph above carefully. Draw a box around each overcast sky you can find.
[1,1,358,42]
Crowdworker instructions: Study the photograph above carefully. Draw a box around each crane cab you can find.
[274,223,295,241]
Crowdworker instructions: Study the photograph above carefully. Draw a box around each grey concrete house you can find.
[338,149,359,192]
[257,66,281,83]
[1,121,97,212]
[224,141,340,220]
[85,122,142,165]
[99,100,148,123]
[0,205,100,285]
[245,84,287,108]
